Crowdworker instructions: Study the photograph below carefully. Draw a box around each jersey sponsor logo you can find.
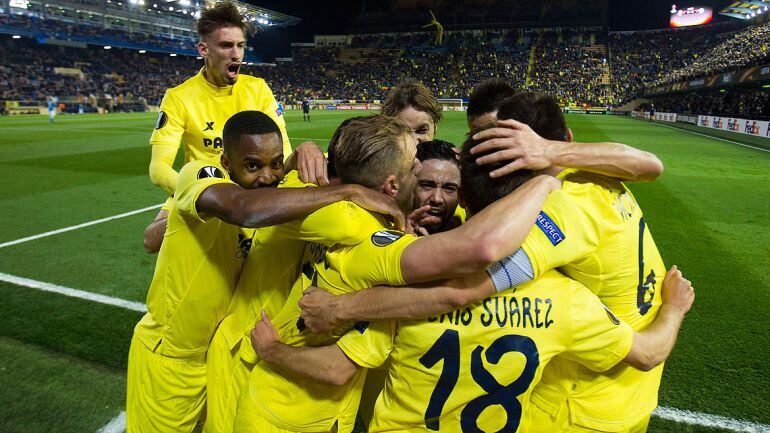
[197,166,225,179]
[535,211,565,246]
[371,230,405,247]
[603,305,621,325]
[204,121,215,131]
[203,137,223,149]
[155,111,168,130]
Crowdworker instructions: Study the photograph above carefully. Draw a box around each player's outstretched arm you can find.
[471,119,664,182]
[399,174,560,283]
[624,266,694,371]
[149,143,181,195]
[250,310,360,386]
[299,274,494,333]
[196,182,405,229]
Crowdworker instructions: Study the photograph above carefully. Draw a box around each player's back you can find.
[524,171,667,430]
[337,270,633,432]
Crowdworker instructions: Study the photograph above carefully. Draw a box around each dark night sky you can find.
[245,0,739,60]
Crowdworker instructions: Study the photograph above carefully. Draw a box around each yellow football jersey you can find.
[520,171,667,430]
[241,205,418,432]
[217,172,378,362]
[337,270,634,432]
[150,68,292,169]
[133,159,253,359]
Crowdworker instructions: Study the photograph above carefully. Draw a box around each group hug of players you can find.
[128,2,695,433]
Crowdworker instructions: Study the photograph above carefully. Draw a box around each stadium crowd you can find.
[0,35,196,109]
[645,91,770,119]
[0,14,195,53]
[1,12,769,118]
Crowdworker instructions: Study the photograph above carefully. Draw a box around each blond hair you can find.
[334,115,412,189]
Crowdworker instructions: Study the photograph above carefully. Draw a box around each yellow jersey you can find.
[520,171,667,430]
[217,172,379,364]
[337,270,634,432]
[150,68,291,168]
[246,204,418,432]
[134,159,253,359]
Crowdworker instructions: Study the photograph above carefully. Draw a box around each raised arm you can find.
[624,266,694,371]
[197,182,405,229]
[398,174,560,283]
[471,119,663,182]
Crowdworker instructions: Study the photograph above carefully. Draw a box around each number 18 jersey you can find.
[337,270,634,432]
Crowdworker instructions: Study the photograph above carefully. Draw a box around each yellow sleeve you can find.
[274,201,378,247]
[561,282,634,372]
[149,143,180,195]
[174,160,233,223]
[149,90,186,147]
[254,80,292,158]
[520,190,601,278]
[337,320,396,369]
[340,231,418,286]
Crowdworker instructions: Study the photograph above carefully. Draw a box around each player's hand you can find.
[661,266,694,316]
[250,310,281,361]
[347,185,406,231]
[470,119,554,177]
[406,205,437,237]
[299,286,342,333]
[295,141,329,186]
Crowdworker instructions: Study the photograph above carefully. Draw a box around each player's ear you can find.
[220,153,232,172]
[382,174,399,198]
[197,40,208,58]
[566,128,573,142]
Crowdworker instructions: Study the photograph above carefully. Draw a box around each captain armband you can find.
[486,248,535,293]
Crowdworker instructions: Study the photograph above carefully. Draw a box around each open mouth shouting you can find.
[226,62,241,80]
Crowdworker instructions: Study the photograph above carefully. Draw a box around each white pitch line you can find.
[96,411,126,433]
[0,272,146,313]
[654,406,770,432]
[642,119,770,154]
[0,204,162,249]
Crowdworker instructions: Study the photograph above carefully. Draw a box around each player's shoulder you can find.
[166,71,204,95]
[178,158,229,181]
[560,170,627,195]
[517,269,583,295]
[237,74,269,89]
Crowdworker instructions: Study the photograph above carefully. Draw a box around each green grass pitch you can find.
[0,110,768,433]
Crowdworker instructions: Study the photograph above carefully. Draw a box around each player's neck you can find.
[202,65,233,88]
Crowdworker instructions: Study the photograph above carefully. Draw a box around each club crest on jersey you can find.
[535,211,565,246]
[603,305,621,325]
[197,166,225,179]
[236,233,253,259]
[155,111,168,130]
[371,230,405,247]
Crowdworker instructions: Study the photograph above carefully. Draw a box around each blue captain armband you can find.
[486,248,535,292]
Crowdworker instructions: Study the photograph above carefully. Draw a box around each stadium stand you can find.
[1,4,768,119]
